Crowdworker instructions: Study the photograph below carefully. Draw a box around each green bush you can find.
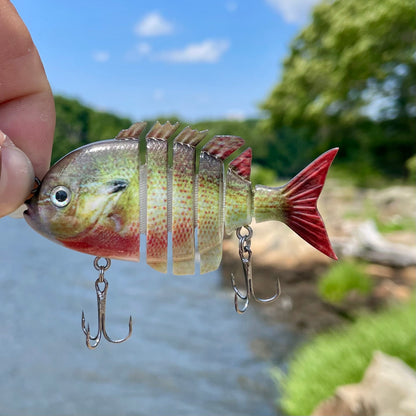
[272,298,416,416]
[406,155,416,182]
[318,260,373,303]
[250,164,278,186]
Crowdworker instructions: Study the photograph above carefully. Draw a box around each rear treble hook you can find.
[231,225,281,314]
[81,257,132,349]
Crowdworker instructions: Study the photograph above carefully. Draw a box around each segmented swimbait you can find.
[25,121,338,274]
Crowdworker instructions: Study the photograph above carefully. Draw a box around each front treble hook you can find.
[231,225,281,314]
[81,257,132,349]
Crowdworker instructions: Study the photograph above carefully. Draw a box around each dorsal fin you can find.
[146,121,180,141]
[116,122,147,139]
[229,148,252,180]
[175,126,208,146]
[202,135,245,161]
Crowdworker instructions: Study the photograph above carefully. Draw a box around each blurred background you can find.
[0,0,415,415]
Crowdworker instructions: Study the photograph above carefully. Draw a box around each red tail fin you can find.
[280,148,338,260]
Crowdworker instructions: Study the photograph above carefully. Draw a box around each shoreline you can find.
[219,182,416,334]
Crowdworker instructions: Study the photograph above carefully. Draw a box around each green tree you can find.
[52,95,319,179]
[53,95,132,163]
[263,0,416,180]
[192,119,306,177]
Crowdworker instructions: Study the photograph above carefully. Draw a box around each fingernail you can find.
[0,131,6,149]
[0,131,35,217]
[0,130,16,149]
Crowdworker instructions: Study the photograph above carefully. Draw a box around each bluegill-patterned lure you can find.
[25,121,338,271]
[24,121,338,347]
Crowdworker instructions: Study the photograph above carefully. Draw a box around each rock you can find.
[366,264,396,280]
[312,351,416,416]
[334,220,416,267]
[223,220,330,270]
[399,267,416,285]
[368,186,416,221]
[220,184,416,332]
[373,280,413,301]
[312,396,374,416]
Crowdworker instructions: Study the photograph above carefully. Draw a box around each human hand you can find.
[0,0,55,217]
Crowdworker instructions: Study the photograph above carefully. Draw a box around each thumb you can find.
[0,131,34,217]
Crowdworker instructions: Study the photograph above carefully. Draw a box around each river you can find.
[0,217,302,416]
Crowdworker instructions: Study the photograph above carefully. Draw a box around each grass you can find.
[375,216,415,234]
[272,298,416,416]
[318,260,373,303]
[343,199,415,235]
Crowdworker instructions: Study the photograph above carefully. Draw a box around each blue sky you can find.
[13,0,319,121]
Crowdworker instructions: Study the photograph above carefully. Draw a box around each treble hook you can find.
[231,225,281,314]
[81,257,133,349]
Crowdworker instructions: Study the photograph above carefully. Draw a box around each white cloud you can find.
[225,110,246,121]
[226,1,238,12]
[92,50,110,63]
[153,89,165,101]
[137,42,152,55]
[134,12,174,37]
[124,42,152,61]
[265,0,320,24]
[157,39,230,64]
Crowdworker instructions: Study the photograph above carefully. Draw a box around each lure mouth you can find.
[23,197,33,216]
[23,177,41,219]
[23,194,58,243]
[23,202,30,217]
[23,195,39,226]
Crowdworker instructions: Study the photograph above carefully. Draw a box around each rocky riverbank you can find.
[220,182,416,334]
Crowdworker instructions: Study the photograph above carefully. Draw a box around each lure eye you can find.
[50,186,71,208]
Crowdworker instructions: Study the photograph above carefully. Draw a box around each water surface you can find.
[0,218,301,416]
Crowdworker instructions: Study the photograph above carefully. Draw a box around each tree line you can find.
[53,93,414,184]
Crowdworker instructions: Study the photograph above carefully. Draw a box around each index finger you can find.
[0,0,55,179]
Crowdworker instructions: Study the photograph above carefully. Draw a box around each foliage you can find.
[375,215,416,234]
[406,155,416,182]
[318,260,373,303]
[53,97,317,178]
[53,95,133,164]
[53,88,414,184]
[262,0,416,181]
[273,298,416,415]
[193,119,324,178]
[250,164,278,186]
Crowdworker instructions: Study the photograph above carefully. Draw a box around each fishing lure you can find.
[24,121,338,348]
